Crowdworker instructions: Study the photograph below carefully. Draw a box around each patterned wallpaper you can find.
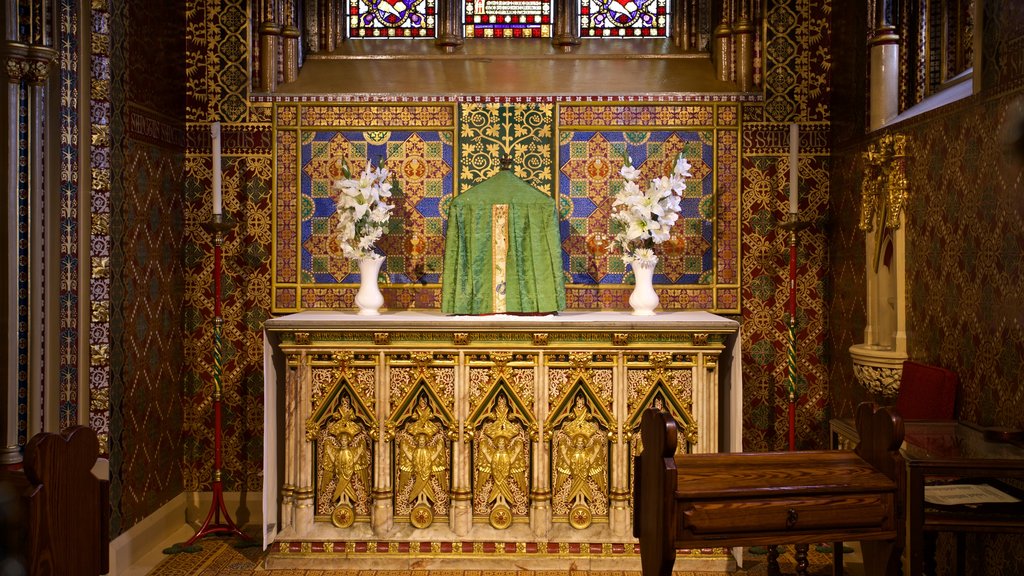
[829,1,1024,427]
[827,1,1024,573]
[737,0,835,451]
[830,94,1024,425]
[107,0,188,536]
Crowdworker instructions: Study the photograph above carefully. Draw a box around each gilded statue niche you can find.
[468,388,535,529]
[389,389,455,528]
[851,133,910,397]
[316,397,372,527]
[309,388,377,528]
[546,389,614,530]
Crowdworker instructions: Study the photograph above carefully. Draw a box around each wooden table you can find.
[832,417,1024,576]
[900,421,1024,576]
[635,403,905,576]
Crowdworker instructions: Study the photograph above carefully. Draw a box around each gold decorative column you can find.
[713,6,733,83]
[281,1,300,84]
[259,1,282,92]
[733,0,755,91]
[672,0,692,50]
[318,0,341,53]
[551,0,580,49]
[26,45,58,439]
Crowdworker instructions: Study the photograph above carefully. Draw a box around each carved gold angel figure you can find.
[397,397,449,508]
[553,396,607,507]
[477,395,527,507]
[323,397,371,507]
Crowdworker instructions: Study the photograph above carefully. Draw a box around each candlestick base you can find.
[778,216,812,232]
[202,216,237,234]
[185,478,251,545]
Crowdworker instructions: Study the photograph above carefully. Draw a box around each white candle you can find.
[211,122,223,215]
[789,123,799,214]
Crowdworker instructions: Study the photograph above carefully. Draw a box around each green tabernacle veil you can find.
[441,169,566,315]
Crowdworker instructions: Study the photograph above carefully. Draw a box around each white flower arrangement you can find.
[333,159,394,261]
[610,153,692,266]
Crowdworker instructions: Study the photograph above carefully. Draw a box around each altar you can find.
[262,310,742,571]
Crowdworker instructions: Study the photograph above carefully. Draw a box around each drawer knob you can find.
[786,508,799,528]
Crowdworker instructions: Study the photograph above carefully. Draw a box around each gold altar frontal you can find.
[262,311,741,571]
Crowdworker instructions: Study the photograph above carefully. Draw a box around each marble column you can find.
[530,356,550,537]
[608,355,630,537]
[279,354,298,532]
[372,351,393,535]
[869,0,899,130]
[294,353,315,534]
[868,26,900,130]
[449,353,472,535]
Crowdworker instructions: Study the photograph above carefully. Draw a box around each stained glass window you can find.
[348,0,437,38]
[580,0,668,37]
[464,0,552,38]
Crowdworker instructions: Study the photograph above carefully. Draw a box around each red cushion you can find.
[894,360,958,420]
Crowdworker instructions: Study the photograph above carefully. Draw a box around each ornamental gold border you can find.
[275,329,732,350]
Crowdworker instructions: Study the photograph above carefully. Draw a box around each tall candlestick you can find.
[788,123,799,213]
[211,122,222,215]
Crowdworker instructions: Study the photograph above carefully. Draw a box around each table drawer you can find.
[681,493,893,535]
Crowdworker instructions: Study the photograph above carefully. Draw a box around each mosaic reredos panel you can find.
[272,102,741,313]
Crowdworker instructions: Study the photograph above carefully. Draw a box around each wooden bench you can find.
[634,403,904,576]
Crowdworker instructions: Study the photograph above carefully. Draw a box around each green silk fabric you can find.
[441,170,566,315]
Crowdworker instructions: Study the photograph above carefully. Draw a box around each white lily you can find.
[609,153,691,264]
[333,159,396,260]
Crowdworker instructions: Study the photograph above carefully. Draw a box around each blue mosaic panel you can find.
[300,130,455,285]
[558,130,714,285]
